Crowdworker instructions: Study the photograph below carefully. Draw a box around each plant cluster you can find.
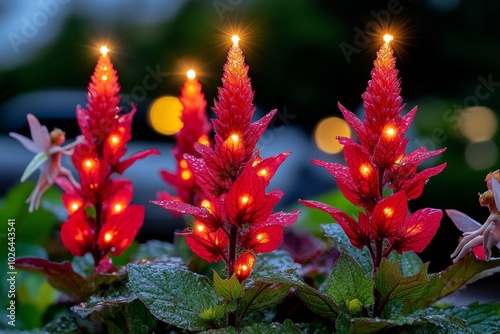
[2,35,500,333]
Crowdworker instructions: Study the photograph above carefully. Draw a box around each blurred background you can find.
[1,0,499,281]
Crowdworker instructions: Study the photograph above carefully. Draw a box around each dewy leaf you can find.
[345,314,468,334]
[389,251,424,277]
[15,257,126,302]
[325,253,374,313]
[237,281,291,320]
[321,223,372,274]
[240,319,302,333]
[374,258,430,315]
[127,262,218,331]
[132,240,175,261]
[413,302,500,334]
[213,271,244,302]
[407,252,500,313]
[250,251,301,283]
[41,316,81,334]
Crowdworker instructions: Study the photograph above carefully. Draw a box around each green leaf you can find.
[16,257,127,302]
[127,262,218,331]
[389,251,424,277]
[340,314,468,333]
[199,304,227,322]
[236,281,291,323]
[213,271,244,302]
[72,287,157,333]
[239,319,302,333]
[71,253,95,277]
[374,258,430,315]
[132,239,175,261]
[321,223,372,273]
[42,316,81,334]
[324,253,374,313]
[413,302,500,334]
[406,253,500,313]
[251,251,301,282]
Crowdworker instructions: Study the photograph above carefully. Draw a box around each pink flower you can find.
[448,172,500,262]
[9,114,82,212]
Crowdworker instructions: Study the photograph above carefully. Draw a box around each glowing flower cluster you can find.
[448,171,500,262]
[58,47,159,267]
[153,37,299,281]
[302,36,446,261]
[157,70,212,205]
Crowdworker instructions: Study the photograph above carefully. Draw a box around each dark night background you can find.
[1,0,499,277]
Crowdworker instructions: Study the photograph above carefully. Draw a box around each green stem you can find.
[227,224,238,328]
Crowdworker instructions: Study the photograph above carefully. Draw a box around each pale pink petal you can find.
[9,132,41,153]
[27,114,50,150]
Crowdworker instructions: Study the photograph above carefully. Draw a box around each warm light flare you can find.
[113,203,123,213]
[179,159,188,169]
[201,199,211,210]
[383,34,394,44]
[258,169,268,177]
[70,202,80,213]
[197,135,210,146]
[240,195,250,205]
[231,35,240,47]
[83,159,95,169]
[186,69,196,80]
[195,223,205,233]
[359,164,372,176]
[383,125,397,138]
[100,45,109,56]
[101,75,108,81]
[230,133,240,143]
[104,232,113,242]
[383,207,394,218]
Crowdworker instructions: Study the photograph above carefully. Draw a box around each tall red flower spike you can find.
[152,36,299,283]
[57,46,159,269]
[301,35,446,270]
[158,70,212,205]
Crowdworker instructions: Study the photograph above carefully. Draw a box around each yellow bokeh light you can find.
[148,96,183,135]
[459,106,498,142]
[240,195,250,205]
[181,170,192,181]
[113,204,123,213]
[104,232,113,242]
[314,117,351,154]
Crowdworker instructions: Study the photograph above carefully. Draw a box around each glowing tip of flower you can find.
[196,224,204,232]
[231,35,240,46]
[100,45,109,56]
[241,265,248,270]
[258,169,268,176]
[201,200,211,209]
[186,69,196,80]
[383,34,394,44]
[71,203,79,211]
[104,232,113,242]
[102,75,108,81]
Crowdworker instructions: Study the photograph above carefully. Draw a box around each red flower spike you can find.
[301,39,446,261]
[234,252,256,281]
[98,205,145,256]
[61,208,95,256]
[212,43,255,140]
[371,191,408,239]
[59,48,155,265]
[390,208,442,253]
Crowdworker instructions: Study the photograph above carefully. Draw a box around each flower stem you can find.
[227,224,238,328]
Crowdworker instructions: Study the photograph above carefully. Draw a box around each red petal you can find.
[114,148,160,174]
[151,199,210,219]
[392,208,442,253]
[371,191,408,238]
[311,160,361,207]
[98,205,145,255]
[252,152,291,186]
[186,228,228,263]
[242,225,284,253]
[61,208,95,256]
[338,102,367,147]
[399,163,447,200]
[234,252,256,281]
[226,168,278,226]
